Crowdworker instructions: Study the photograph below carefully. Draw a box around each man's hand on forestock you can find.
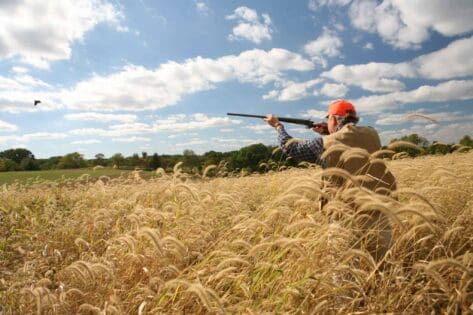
[312,122,328,135]
[264,114,281,128]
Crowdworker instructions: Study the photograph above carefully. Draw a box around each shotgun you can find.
[227,112,329,135]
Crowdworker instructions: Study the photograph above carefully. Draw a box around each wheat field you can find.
[1,151,472,314]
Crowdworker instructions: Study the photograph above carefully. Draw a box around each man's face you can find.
[327,115,338,134]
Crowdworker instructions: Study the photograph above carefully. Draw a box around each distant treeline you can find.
[1,134,472,173]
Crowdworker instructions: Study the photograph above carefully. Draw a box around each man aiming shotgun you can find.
[264,100,362,166]
[230,101,386,171]
[230,99,397,261]
[228,99,396,194]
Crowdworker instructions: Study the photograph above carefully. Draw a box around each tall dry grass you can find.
[1,152,472,314]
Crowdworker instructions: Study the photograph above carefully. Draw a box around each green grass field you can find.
[0,168,145,185]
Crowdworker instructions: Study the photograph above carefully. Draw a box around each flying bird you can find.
[34,100,41,106]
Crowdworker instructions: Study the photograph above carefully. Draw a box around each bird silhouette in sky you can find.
[34,100,41,106]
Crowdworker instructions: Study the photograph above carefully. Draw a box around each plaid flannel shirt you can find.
[276,124,325,166]
[276,123,349,166]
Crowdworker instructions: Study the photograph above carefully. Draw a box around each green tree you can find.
[202,150,224,167]
[0,158,18,172]
[141,151,149,168]
[57,152,87,169]
[19,157,40,171]
[94,153,106,166]
[426,142,451,155]
[0,148,35,164]
[111,153,125,169]
[402,134,429,147]
[148,153,161,170]
[130,153,141,168]
[182,149,200,171]
[390,133,429,157]
[459,135,473,147]
[230,143,271,172]
[38,156,61,170]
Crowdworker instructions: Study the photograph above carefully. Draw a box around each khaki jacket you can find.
[322,124,395,261]
[322,124,397,195]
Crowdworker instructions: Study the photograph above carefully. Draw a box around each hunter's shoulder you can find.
[351,125,378,132]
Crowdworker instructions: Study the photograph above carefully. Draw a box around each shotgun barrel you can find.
[227,112,315,128]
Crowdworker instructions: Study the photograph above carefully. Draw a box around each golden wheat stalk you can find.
[202,165,217,178]
[320,143,350,160]
[138,227,163,254]
[388,141,421,151]
[402,113,438,123]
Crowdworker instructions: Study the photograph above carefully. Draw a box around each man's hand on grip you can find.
[264,114,281,128]
[312,122,329,135]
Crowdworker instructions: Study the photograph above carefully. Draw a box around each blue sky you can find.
[0,0,472,158]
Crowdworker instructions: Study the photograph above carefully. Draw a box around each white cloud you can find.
[0,74,61,113]
[58,49,313,112]
[25,133,68,141]
[394,0,473,36]
[227,6,258,23]
[166,132,198,139]
[322,36,473,92]
[64,112,137,123]
[308,0,318,11]
[349,0,473,49]
[68,114,241,137]
[321,62,413,92]
[363,42,374,50]
[226,6,272,44]
[71,139,102,145]
[106,123,153,135]
[0,74,51,91]
[353,80,473,112]
[363,79,407,93]
[1,48,314,113]
[375,110,473,126]
[333,23,345,32]
[308,0,352,11]
[0,0,124,68]
[0,120,18,132]
[14,75,52,89]
[303,28,343,67]
[11,66,29,74]
[262,90,279,100]
[320,83,348,98]
[375,113,405,126]
[176,139,208,146]
[247,125,272,134]
[0,132,67,143]
[263,79,321,101]
[0,77,25,91]
[112,137,151,142]
[304,109,328,119]
[69,128,111,136]
[210,137,263,149]
[413,36,473,79]
[69,123,152,137]
[0,76,52,117]
[153,113,241,132]
[195,1,208,13]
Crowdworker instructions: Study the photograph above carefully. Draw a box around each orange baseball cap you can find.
[326,99,357,118]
